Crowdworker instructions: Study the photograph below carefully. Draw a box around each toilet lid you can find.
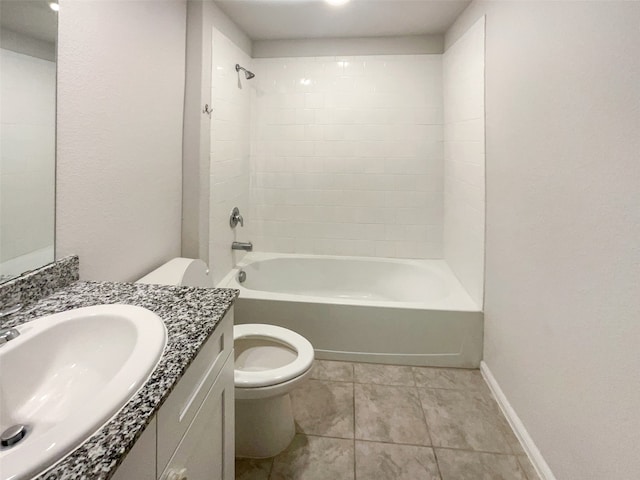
[234,324,314,388]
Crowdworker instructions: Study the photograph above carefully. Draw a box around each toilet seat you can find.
[234,324,314,389]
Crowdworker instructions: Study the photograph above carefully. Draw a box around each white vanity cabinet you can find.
[160,356,234,480]
[112,309,235,480]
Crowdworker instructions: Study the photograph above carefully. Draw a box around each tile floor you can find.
[236,360,539,480]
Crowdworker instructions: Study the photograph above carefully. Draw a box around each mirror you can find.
[0,0,57,283]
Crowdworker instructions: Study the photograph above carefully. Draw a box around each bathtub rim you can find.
[218,252,480,312]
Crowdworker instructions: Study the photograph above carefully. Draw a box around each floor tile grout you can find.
[432,447,444,480]
[298,432,521,456]
[316,359,480,371]
[241,360,527,480]
[352,377,356,479]
[311,376,489,391]
[431,444,528,456]
[245,432,526,457]
[306,370,520,451]
[412,367,443,479]
[266,457,273,480]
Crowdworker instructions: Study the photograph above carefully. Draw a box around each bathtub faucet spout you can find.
[232,241,253,252]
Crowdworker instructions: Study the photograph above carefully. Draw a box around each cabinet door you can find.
[159,355,235,480]
[157,310,233,474]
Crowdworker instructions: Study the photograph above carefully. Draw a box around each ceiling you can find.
[215,0,471,41]
[0,0,57,44]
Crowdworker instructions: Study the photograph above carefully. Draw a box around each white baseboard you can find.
[480,361,556,480]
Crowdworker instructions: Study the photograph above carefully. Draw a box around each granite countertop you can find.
[2,278,238,480]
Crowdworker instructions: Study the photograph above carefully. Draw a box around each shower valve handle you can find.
[230,207,244,228]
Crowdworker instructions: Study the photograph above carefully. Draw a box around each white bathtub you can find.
[219,253,483,368]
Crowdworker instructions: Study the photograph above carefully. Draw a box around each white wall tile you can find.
[208,29,253,284]
[250,54,444,258]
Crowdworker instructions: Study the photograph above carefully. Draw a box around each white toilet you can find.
[137,258,314,459]
[234,323,313,458]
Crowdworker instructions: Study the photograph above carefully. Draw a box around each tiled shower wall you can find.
[443,18,485,307]
[249,55,444,258]
[208,29,252,285]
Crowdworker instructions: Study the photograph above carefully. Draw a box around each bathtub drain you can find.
[1,424,28,448]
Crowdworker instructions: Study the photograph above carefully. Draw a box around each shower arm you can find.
[235,64,255,79]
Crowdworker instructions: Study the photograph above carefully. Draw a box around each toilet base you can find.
[235,393,295,458]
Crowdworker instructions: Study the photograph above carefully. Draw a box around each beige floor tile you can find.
[419,388,514,453]
[270,434,354,480]
[355,383,430,445]
[412,367,487,391]
[436,448,527,480]
[507,430,526,455]
[518,454,540,480]
[355,441,440,480]
[310,359,354,382]
[235,457,272,480]
[291,379,354,438]
[354,363,415,386]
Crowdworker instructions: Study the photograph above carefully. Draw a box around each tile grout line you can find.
[352,363,357,480]
[316,359,480,372]
[267,457,274,480]
[350,437,525,456]
[313,377,489,391]
[274,361,521,480]
[298,432,355,441]
[432,448,445,480]
[432,445,530,457]
[276,432,526,456]
[516,454,537,480]
[412,367,444,480]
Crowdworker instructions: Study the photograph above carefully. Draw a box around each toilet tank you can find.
[136,258,213,288]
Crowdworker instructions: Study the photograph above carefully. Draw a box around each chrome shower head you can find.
[235,64,255,80]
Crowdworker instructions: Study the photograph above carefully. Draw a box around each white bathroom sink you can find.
[0,304,167,480]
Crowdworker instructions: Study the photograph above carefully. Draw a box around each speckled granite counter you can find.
[0,258,238,480]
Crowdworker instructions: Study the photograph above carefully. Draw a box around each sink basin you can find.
[0,304,166,480]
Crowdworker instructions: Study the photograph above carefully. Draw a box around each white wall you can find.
[0,48,55,269]
[252,35,443,58]
[208,29,252,285]
[56,0,186,281]
[250,55,444,258]
[443,17,485,308]
[447,2,640,479]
